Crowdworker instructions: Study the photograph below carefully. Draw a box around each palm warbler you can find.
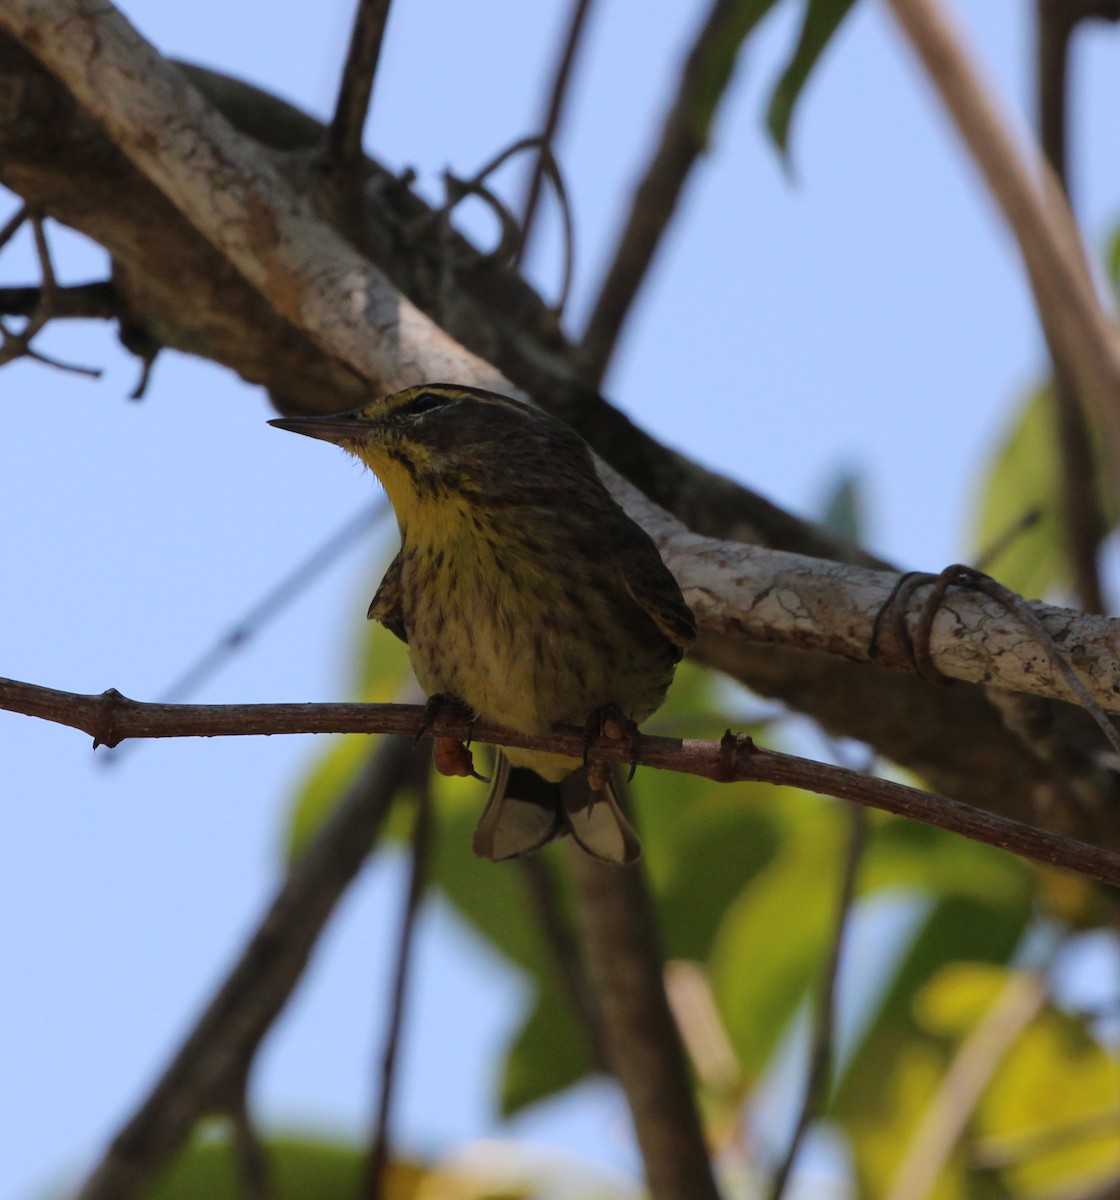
[270,383,695,864]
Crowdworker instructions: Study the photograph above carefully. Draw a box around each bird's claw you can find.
[415,693,475,747]
[582,705,640,787]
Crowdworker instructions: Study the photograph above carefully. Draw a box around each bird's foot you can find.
[415,693,475,744]
[418,695,489,782]
[582,704,640,789]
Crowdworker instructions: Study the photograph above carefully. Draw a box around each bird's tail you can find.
[472,751,641,865]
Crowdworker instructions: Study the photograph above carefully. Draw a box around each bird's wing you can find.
[614,531,697,653]
[367,551,408,643]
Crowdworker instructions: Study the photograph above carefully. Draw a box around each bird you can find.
[270,383,695,865]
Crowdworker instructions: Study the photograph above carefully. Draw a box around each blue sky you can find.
[3,2,1119,1197]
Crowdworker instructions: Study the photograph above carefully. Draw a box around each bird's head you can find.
[270,383,576,526]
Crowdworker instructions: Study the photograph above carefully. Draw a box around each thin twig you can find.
[767,804,867,1200]
[7,674,1120,923]
[1036,0,1106,613]
[158,501,383,699]
[0,210,52,359]
[363,786,432,1200]
[579,0,751,383]
[30,212,57,298]
[0,212,104,376]
[516,0,596,266]
[328,0,393,173]
[0,202,28,249]
[439,138,575,311]
[0,281,119,320]
[524,142,576,315]
[0,335,103,377]
[73,735,418,1200]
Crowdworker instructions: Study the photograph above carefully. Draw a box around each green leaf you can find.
[971,384,1067,598]
[908,964,1120,1199]
[144,1127,425,1200]
[501,983,596,1117]
[708,793,847,1080]
[978,999,1120,1197]
[818,468,865,543]
[859,816,1035,910]
[1106,220,1120,298]
[766,0,860,154]
[656,792,781,962]
[689,0,783,146]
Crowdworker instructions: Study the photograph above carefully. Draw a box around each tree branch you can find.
[0,0,499,396]
[328,0,392,175]
[664,536,1120,720]
[1035,0,1108,614]
[579,0,750,384]
[0,0,860,562]
[0,279,118,319]
[516,0,596,266]
[363,785,430,1200]
[7,678,1120,886]
[567,838,722,1200]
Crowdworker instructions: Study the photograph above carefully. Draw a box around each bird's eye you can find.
[399,390,451,419]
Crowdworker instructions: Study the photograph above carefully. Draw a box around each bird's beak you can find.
[268,414,363,445]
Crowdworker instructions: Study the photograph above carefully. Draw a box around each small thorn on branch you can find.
[719,729,756,781]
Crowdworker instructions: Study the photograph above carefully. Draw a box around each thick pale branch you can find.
[0,0,501,395]
[0,46,858,565]
[5,677,1120,887]
[665,533,1120,719]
